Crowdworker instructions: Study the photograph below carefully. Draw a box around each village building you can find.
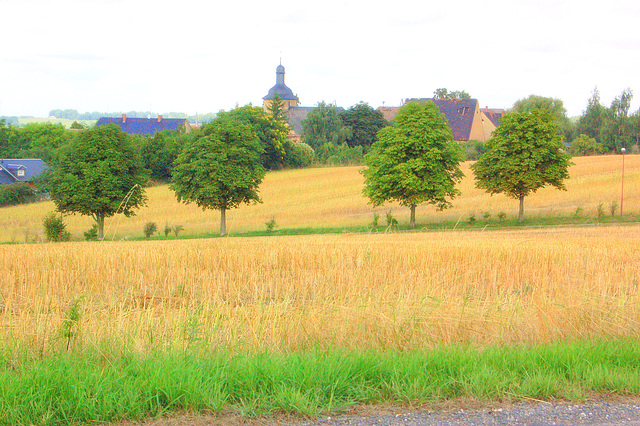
[262,62,504,143]
[0,159,47,186]
[378,99,505,143]
[262,63,306,141]
[96,115,192,136]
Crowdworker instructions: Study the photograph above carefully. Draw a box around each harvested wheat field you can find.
[2,225,638,353]
[0,154,638,242]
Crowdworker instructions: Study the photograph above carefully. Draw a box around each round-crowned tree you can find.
[471,109,572,222]
[170,115,265,236]
[362,101,464,227]
[47,124,148,240]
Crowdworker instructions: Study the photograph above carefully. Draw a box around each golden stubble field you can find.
[0,154,638,242]
[2,226,639,353]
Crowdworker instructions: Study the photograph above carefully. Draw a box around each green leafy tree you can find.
[570,134,605,156]
[266,94,286,121]
[0,119,14,158]
[601,88,633,152]
[47,124,148,240]
[219,105,288,170]
[6,122,71,163]
[362,101,464,228]
[510,94,573,141]
[577,87,606,144]
[139,130,188,181]
[630,108,640,147]
[302,101,350,149]
[471,110,572,222]
[433,88,471,99]
[339,102,387,148]
[170,115,265,236]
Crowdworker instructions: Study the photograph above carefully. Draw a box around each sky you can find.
[1,0,639,118]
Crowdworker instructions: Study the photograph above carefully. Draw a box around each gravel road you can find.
[114,396,640,425]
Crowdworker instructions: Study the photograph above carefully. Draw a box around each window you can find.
[17,169,25,177]
[457,107,470,116]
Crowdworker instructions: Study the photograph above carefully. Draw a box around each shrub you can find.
[173,224,184,237]
[315,143,365,165]
[164,222,172,237]
[573,206,583,218]
[468,213,476,225]
[385,211,398,229]
[610,201,618,217]
[597,203,605,220]
[570,134,606,156]
[143,222,158,239]
[287,142,315,168]
[498,212,507,222]
[0,182,36,207]
[483,212,492,220]
[83,225,98,241]
[464,140,485,161]
[43,212,70,242]
[370,213,380,228]
[265,217,278,232]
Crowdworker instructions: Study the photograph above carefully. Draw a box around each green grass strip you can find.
[1,339,640,425]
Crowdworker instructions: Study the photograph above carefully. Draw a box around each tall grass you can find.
[0,155,637,241]
[1,340,640,425]
[1,226,638,353]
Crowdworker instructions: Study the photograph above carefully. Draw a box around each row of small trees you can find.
[37,97,573,239]
[43,107,288,239]
[363,102,571,224]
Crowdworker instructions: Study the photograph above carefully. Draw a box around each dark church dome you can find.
[263,64,299,101]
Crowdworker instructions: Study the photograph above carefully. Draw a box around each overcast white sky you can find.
[1,0,638,118]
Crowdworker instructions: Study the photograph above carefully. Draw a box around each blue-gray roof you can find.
[96,116,189,135]
[405,98,479,141]
[0,159,47,185]
[263,64,299,101]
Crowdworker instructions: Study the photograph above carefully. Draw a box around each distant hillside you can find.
[49,109,216,124]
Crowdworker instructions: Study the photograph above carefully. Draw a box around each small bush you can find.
[173,224,184,237]
[464,140,485,161]
[596,203,605,220]
[370,213,380,228]
[385,211,398,229]
[483,212,492,220]
[43,212,70,242]
[164,222,172,237]
[468,213,476,225]
[610,201,618,217]
[143,222,158,239]
[498,212,507,222]
[573,206,583,218]
[0,182,36,207]
[315,143,364,165]
[83,225,98,241]
[288,142,315,168]
[265,217,278,232]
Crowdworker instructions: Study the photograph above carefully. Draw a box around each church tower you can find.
[263,62,299,112]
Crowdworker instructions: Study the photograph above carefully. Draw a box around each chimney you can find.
[122,114,127,123]
[485,106,489,112]
[157,115,163,122]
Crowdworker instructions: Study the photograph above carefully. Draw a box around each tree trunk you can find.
[410,204,416,228]
[518,196,525,223]
[220,207,227,236]
[96,213,105,240]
